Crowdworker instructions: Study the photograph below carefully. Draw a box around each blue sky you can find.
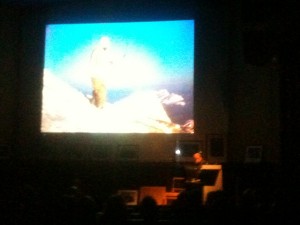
[44,20,194,92]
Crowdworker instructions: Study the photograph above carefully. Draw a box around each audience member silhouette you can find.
[97,194,128,225]
[13,183,44,225]
[205,190,236,225]
[139,195,159,225]
[170,188,205,225]
[59,178,98,225]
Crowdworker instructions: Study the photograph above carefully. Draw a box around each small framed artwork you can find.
[117,145,139,160]
[117,190,139,205]
[206,134,227,163]
[245,146,263,163]
[175,140,205,162]
[89,144,111,160]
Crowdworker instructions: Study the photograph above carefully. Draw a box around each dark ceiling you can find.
[1,0,73,6]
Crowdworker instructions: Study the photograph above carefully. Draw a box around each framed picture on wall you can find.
[175,140,205,162]
[206,134,227,163]
[88,144,111,160]
[245,145,263,163]
[117,190,138,205]
[117,145,139,160]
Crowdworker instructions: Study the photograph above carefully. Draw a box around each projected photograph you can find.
[41,20,194,133]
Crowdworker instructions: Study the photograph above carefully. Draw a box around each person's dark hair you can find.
[139,195,159,223]
[100,194,128,224]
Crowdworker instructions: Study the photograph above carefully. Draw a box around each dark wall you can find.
[0,5,21,147]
